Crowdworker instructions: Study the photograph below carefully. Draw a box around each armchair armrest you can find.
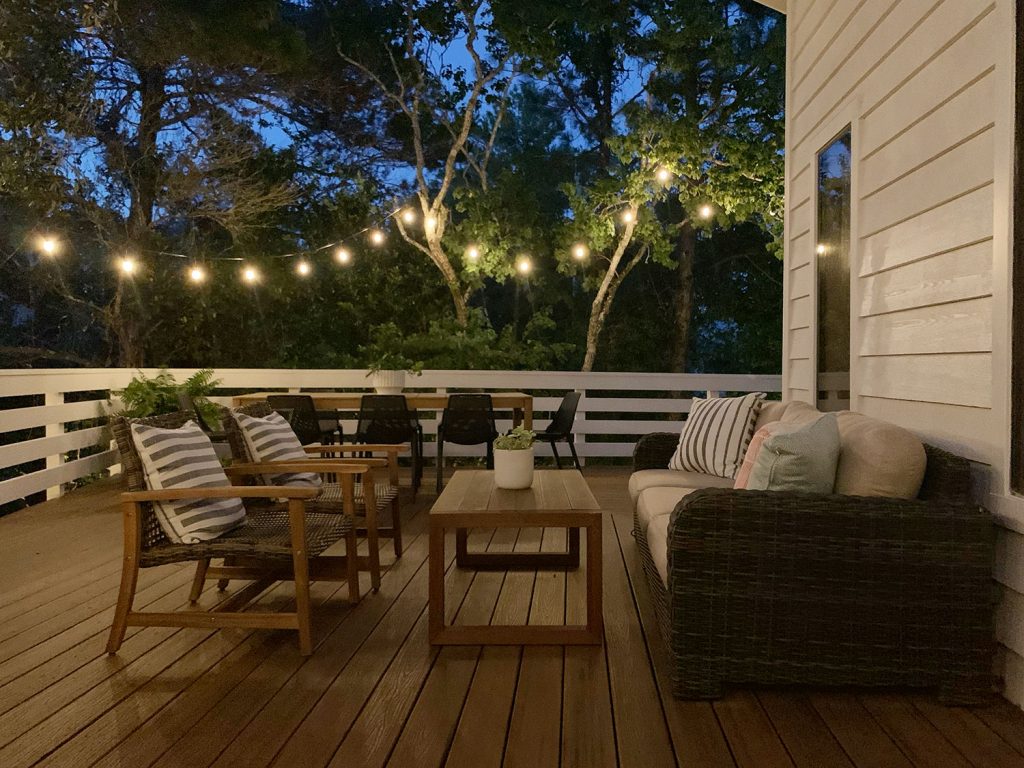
[303,444,403,485]
[633,432,679,472]
[122,486,320,502]
[224,461,370,477]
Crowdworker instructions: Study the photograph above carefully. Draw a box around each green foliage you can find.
[114,368,221,429]
[494,425,536,451]
[359,324,424,375]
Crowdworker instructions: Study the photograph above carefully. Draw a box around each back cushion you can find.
[779,399,822,427]
[669,393,764,479]
[834,411,926,499]
[130,421,246,544]
[753,400,788,432]
[233,410,323,489]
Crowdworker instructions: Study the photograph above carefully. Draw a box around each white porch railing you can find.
[0,368,786,508]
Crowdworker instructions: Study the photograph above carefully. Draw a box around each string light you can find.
[621,209,636,224]
[465,244,480,261]
[37,236,59,256]
[188,265,206,284]
[571,243,589,260]
[424,215,438,232]
[699,204,714,220]
[118,256,137,276]
[242,265,260,285]
[400,208,416,224]
[516,255,533,275]
[335,246,352,265]
[369,229,386,246]
[816,243,827,255]
[296,260,312,277]
[656,167,672,183]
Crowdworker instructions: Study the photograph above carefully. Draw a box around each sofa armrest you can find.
[633,432,679,472]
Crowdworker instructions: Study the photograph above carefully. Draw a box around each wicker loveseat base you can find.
[632,437,996,704]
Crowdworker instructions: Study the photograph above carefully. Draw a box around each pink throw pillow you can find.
[734,424,782,489]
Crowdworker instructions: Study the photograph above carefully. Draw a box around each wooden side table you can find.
[428,469,603,645]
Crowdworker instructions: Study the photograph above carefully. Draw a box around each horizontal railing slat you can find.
[0,426,108,468]
[0,400,108,434]
[0,450,116,503]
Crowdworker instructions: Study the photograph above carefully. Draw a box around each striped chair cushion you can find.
[669,393,765,479]
[130,421,246,544]
[233,410,322,489]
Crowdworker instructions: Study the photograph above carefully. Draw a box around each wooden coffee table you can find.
[428,469,603,645]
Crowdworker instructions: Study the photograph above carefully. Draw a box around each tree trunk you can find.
[427,238,469,328]
[581,299,606,372]
[670,222,696,372]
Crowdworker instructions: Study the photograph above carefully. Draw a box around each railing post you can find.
[45,391,65,500]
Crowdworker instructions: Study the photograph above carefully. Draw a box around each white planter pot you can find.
[371,370,406,394]
[493,446,535,489]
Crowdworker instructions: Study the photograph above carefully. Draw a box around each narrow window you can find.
[816,127,852,410]
[1012,0,1024,492]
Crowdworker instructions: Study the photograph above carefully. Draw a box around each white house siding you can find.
[782,1,1024,704]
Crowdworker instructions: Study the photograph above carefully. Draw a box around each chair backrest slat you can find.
[546,391,582,437]
[358,395,416,443]
[441,394,497,445]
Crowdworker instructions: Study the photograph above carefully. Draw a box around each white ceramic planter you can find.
[371,370,406,394]
[493,446,535,489]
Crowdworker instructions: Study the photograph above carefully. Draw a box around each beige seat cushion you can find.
[628,468,733,505]
[636,486,698,530]
[647,512,671,586]
[834,411,926,499]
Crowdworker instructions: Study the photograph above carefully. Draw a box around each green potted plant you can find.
[114,368,221,430]
[360,323,424,394]
[493,426,536,489]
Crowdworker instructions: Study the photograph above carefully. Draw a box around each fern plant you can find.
[114,369,221,430]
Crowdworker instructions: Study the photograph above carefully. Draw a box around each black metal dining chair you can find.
[436,394,498,493]
[357,395,424,497]
[537,391,582,470]
[266,394,342,445]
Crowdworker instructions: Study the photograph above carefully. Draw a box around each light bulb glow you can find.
[119,257,136,276]
[296,260,312,276]
[188,265,206,283]
[621,209,636,224]
[571,242,589,260]
[465,245,480,261]
[369,229,385,246]
[816,243,827,255]
[242,265,259,284]
[38,236,59,256]
[424,215,437,231]
[699,204,714,220]
[335,246,352,264]
[656,167,671,183]
[516,256,532,275]
[400,208,416,224]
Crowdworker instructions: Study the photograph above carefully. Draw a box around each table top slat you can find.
[431,470,600,522]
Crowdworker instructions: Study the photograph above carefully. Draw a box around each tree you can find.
[329,0,516,328]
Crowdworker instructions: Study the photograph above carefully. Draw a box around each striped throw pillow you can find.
[233,410,323,489]
[669,393,765,479]
[130,421,246,544]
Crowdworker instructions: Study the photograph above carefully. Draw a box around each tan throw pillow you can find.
[669,393,764,479]
[834,412,926,499]
[745,413,841,494]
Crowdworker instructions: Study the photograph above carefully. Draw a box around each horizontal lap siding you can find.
[787,0,1014,705]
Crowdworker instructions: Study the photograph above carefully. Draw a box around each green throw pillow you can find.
[746,413,840,494]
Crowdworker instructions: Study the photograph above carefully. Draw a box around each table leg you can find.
[428,522,445,643]
[512,407,523,428]
[455,527,469,566]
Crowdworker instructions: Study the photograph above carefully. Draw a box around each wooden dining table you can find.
[231,391,535,429]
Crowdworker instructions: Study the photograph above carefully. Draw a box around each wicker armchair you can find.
[109,411,368,656]
[223,401,407,591]
[632,433,995,704]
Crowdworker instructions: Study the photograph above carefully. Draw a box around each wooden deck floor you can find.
[3,470,1024,768]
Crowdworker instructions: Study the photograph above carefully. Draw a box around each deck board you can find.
[1,469,1024,767]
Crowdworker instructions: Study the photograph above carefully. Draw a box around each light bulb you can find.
[816,243,827,255]
[242,265,259,284]
[335,246,352,264]
[296,260,312,276]
[424,215,437,231]
[400,208,416,224]
[465,244,480,261]
[369,229,385,246]
[38,236,59,256]
[656,167,671,183]
[571,243,589,260]
[119,257,136,276]
[188,265,205,283]
[621,209,636,224]
[516,256,532,275]
[699,204,714,220]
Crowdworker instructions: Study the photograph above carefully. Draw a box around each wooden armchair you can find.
[222,401,407,592]
[109,411,371,656]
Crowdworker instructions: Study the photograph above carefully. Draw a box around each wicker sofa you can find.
[631,402,996,704]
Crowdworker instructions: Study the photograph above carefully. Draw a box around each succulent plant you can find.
[493,425,536,451]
